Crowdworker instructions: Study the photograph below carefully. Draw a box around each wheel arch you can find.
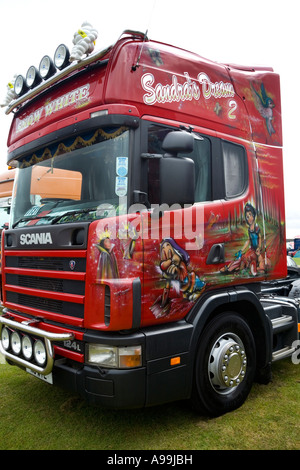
[186,286,273,390]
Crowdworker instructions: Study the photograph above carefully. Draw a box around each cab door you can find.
[140,121,226,326]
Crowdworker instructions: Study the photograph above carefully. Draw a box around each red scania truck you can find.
[0,169,15,286]
[0,28,299,416]
[0,169,14,233]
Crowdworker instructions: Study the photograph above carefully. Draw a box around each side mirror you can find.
[162,131,194,156]
[141,131,195,208]
[159,131,195,206]
[159,156,195,206]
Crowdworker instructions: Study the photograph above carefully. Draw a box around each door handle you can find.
[206,243,225,264]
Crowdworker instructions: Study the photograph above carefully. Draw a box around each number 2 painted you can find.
[228,100,237,120]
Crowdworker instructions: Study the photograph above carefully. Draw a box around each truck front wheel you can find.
[191,312,256,416]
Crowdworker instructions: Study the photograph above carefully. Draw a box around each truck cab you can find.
[0,26,298,416]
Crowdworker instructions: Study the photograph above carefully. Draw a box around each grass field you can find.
[0,354,299,450]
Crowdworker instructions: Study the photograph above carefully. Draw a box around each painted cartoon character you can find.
[251,83,275,136]
[221,203,265,276]
[95,229,119,279]
[158,238,205,307]
[118,222,138,259]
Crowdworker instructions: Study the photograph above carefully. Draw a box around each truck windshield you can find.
[11,126,130,228]
[0,204,10,228]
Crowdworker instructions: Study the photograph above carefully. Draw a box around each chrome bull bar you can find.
[0,315,74,376]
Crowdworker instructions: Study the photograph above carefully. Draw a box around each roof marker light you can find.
[39,55,56,79]
[54,44,70,70]
[14,75,28,97]
[26,65,42,89]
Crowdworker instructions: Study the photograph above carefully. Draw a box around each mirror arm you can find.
[141,153,163,160]
[132,190,150,208]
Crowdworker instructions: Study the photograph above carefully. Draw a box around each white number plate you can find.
[26,368,53,384]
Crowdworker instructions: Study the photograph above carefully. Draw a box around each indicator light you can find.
[170,356,181,366]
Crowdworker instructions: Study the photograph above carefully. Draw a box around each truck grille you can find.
[4,251,86,325]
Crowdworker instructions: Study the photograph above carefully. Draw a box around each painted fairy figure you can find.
[221,203,265,276]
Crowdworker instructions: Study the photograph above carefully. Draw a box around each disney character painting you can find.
[95,229,119,279]
[221,203,268,276]
[251,83,275,136]
[151,238,206,317]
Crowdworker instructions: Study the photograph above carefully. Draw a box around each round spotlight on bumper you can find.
[22,335,33,360]
[54,44,70,70]
[34,339,47,366]
[39,55,56,80]
[26,65,42,89]
[11,331,22,355]
[1,327,10,351]
[14,75,28,97]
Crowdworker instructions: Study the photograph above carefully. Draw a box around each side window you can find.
[147,126,172,205]
[147,125,212,204]
[187,137,211,202]
[222,141,247,198]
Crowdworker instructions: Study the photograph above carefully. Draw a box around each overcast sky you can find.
[0,0,299,238]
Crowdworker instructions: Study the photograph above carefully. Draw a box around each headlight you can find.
[11,331,22,355]
[34,339,47,366]
[22,335,33,360]
[87,344,142,368]
[54,44,70,70]
[1,327,10,351]
[26,65,42,88]
[14,75,28,97]
[39,55,56,79]
[88,344,118,367]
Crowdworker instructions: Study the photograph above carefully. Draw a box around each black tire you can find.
[191,312,256,416]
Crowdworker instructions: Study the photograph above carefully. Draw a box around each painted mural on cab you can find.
[92,74,283,321]
[92,196,283,323]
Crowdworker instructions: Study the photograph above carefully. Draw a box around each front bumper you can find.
[53,359,147,408]
[0,314,194,409]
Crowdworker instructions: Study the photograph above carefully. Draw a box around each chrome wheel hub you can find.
[208,333,247,394]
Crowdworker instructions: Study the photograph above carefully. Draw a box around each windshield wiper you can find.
[50,207,99,224]
[13,206,107,228]
[12,214,54,228]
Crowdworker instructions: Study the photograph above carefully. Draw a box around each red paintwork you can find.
[8,34,282,150]
[4,32,286,337]
[2,249,86,328]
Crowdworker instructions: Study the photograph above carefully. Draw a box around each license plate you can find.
[26,368,53,384]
